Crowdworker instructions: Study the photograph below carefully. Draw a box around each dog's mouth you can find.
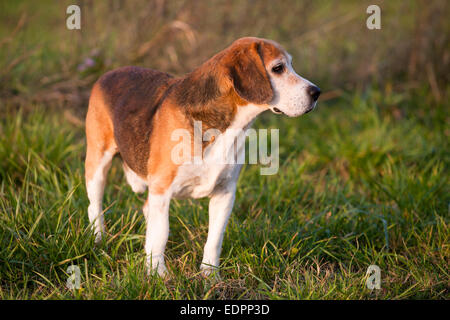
[304,102,317,114]
[270,103,317,116]
[304,107,313,114]
[271,107,284,115]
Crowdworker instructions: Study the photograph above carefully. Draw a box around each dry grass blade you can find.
[0,12,27,48]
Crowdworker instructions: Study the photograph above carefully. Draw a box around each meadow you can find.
[0,0,448,299]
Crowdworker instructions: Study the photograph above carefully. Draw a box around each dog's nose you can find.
[308,86,321,101]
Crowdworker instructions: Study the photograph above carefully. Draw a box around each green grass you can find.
[0,87,448,299]
[0,0,448,301]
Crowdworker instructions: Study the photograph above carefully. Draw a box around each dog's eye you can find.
[271,64,285,74]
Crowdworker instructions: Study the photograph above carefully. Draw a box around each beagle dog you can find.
[85,37,320,277]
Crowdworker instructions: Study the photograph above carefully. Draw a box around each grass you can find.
[0,87,448,299]
[0,0,448,300]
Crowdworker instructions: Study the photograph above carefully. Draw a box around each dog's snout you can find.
[308,85,321,101]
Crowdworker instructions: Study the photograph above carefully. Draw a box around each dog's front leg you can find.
[201,186,236,277]
[144,192,171,276]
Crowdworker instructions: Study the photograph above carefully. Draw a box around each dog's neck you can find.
[199,103,266,171]
[229,103,266,130]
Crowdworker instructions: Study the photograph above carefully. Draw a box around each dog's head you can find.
[222,37,320,117]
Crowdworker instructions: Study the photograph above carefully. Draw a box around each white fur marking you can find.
[145,191,171,276]
[87,151,114,243]
[201,179,238,276]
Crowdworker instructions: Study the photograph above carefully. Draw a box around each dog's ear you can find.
[228,42,273,104]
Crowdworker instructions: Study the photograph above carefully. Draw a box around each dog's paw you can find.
[93,231,103,245]
[200,264,221,281]
[156,264,168,278]
[146,257,168,278]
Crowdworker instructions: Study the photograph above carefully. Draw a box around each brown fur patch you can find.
[146,102,188,194]
[174,74,221,107]
[98,66,174,176]
[226,41,274,104]
[85,84,117,181]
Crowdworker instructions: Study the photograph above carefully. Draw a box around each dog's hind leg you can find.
[85,84,116,243]
[85,148,114,243]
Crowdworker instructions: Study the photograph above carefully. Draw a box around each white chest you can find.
[171,131,243,199]
[171,104,265,199]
